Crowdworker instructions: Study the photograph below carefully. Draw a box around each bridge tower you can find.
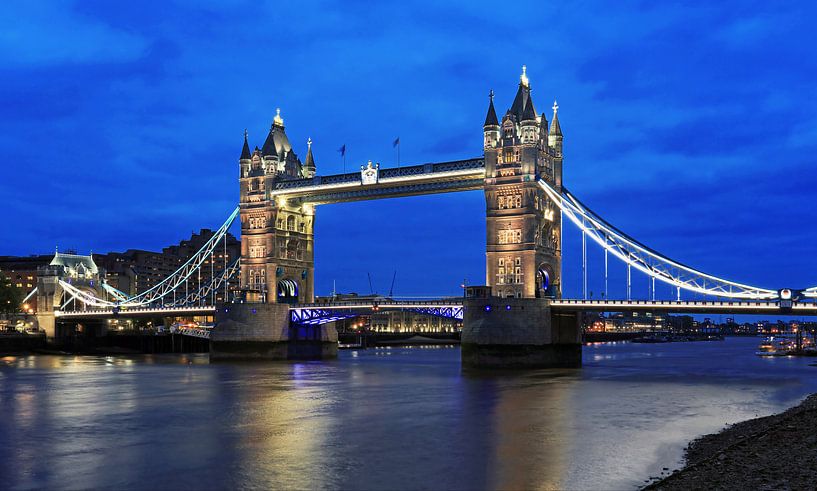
[462,67,579,369]
[238,111,315,305]
[483,66,563,299]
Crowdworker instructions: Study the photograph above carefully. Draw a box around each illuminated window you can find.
[498,197,505,209]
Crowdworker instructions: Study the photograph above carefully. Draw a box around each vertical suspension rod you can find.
[604,235,610,299]
[627,262,631,301]
[582,220,587,300]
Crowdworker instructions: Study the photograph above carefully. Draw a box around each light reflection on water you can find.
[1,338,816,490]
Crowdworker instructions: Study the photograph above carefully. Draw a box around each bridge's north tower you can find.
[483,67,563,299]
[238,110,316,304]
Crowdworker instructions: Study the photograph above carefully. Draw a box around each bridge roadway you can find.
[54,298,817,321]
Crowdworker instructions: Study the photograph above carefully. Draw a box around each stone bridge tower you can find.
[238,110,316,304]
[483,67,563,299]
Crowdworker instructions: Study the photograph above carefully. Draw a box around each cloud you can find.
[0,3,147,66]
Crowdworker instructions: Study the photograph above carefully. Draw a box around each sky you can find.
[1,1,816,300]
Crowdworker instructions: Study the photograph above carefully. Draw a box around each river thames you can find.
[2,337,816,490]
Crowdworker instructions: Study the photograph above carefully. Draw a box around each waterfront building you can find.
[0,254,52,310]
[1,229,240,311]
[95,229,240,302]
[315,293,462,333]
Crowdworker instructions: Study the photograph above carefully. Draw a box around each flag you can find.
[338,144,346,157]
[393,137,400,147]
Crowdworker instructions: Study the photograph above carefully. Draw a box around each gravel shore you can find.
[646,394,817,490]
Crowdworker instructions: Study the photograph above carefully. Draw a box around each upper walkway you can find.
[269,158,485,204]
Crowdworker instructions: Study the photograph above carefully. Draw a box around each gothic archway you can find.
[277,278,299,304]
[536,266,553,298]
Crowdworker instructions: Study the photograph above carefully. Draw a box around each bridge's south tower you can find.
[238,110,315,304]
[483,67,563,299]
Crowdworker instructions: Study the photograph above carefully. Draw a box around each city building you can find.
[0,253,60,310]
[1,229,240,311]
[94,229,240,303]
[315,293,462,333]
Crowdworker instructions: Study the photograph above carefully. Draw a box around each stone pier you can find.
[211,303,337,361]
[461,297,581,369]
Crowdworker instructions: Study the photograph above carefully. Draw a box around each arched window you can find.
[286,215,295,231]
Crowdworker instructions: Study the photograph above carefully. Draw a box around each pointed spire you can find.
[550,100,562,136]
[305,138,314,166]
[262,108,292,157]
[510,65,533,120]
[521,91,537,121]
[484,89,499,127]
[240,129,251,160]
[303,137,316,178]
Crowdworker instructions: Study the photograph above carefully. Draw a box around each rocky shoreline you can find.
[645,394,817,490]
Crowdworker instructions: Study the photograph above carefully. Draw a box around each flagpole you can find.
[397,141,400,167]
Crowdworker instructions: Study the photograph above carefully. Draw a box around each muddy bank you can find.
[646,394,817,490]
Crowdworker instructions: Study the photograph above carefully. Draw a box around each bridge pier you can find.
[211,304,337,361]
[461,297,581,369]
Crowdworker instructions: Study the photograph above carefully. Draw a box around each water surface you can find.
[1,338,815,490]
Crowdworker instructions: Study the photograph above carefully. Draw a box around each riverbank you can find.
[646,393,817,490]
[0,332,46,353]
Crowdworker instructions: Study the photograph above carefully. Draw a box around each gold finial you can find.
[489,89,494,102]
[307,137,312,148]
[244,128,248,140]
[520,65,529,87]
[552,99,559,114]
[273,108,284,126]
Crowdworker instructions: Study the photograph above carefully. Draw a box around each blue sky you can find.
[1,1,816,299]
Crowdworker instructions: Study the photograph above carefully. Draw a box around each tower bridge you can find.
[33,66,817,367]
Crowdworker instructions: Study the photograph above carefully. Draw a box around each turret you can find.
[539,112,549,144]
[548,100,563,156]
[483,90,500,149]
[239,129,252,177]
[303,138,316,178]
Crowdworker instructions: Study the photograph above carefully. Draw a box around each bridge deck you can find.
[53,298,817,320]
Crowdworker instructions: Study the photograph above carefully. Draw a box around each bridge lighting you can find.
[277,196,287,208]
[505,305,512,311]
[484,305,492,312]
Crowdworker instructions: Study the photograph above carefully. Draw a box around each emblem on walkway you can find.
[361,160,379,185]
